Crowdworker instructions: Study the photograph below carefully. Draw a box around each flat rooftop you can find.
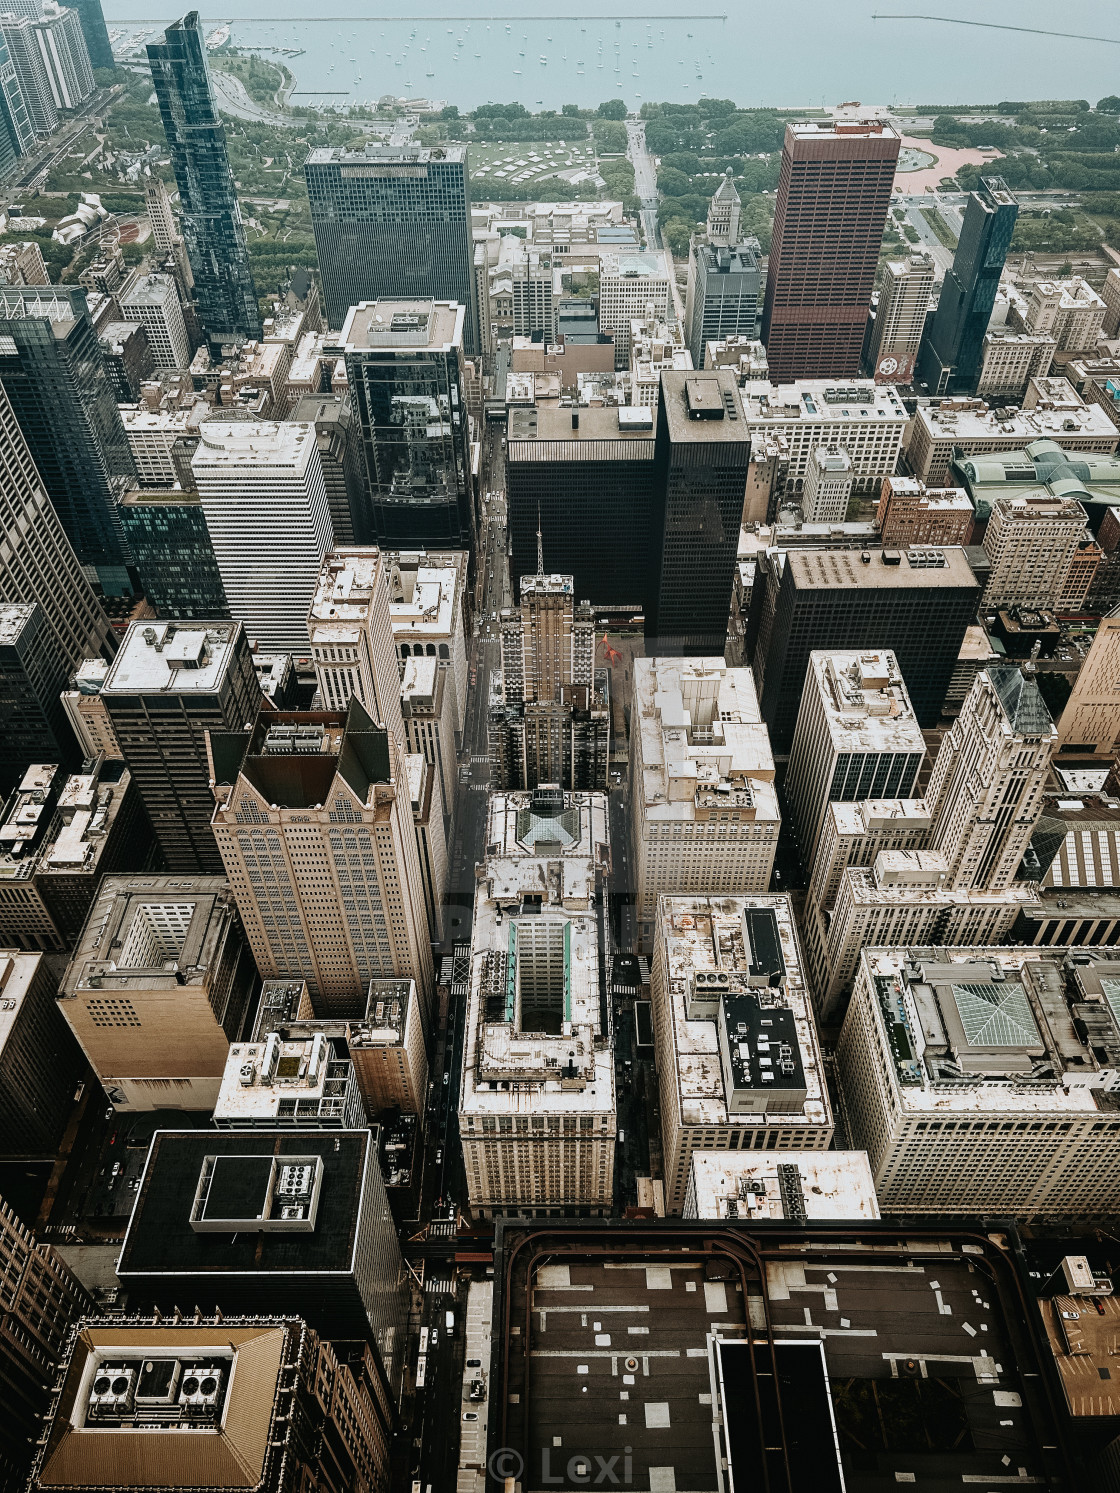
[787,546,980,591]
[687,1150,880,1221]
[306,142,466,165]
[102,620,245,695]
[808,650,926,756]
[340,299,464,352]
[493,1220,1068,1493]
[661,369,750,446]
[119,273,177,308]
[506,405,657,451]
[745,379,908,425]
[0,600,36,645]
[192,421,315,469]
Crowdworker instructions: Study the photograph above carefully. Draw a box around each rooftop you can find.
[634,657,778,826]
[306,141,466,165]
[661,369,749,445]
[918,400,1118,445]
[0,600,36,644]
[208,702,391,812]
[856,946,1120,1114]
[389,556,463,638]
[0,952,50,1056]
[506,404,657,451]
[102,621,245,696]
[786,545,979,591]
[213,1033,362,1126]
[807,650,925,756]
[119,273,177,308]
[191,421,315,470]
[339,299,464,352]
[745,379,908,425]
[686,1150,880,1221]
[118,1129,374,1277]
[656,895,830,1133]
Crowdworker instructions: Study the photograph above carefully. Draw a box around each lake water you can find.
[102,1,1120,113]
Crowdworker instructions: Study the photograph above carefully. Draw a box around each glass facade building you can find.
[0,286,136,591]
[69,0,113,70]
[147,12,261,343]
[918,177,1019,396]
[0,34,32,174]
[341,299,475,548]
[306,143,479,350]
[119,490,230,618]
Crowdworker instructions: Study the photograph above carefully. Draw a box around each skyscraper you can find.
[0,604,78,789]
[101,620,262,873]
[31,2,93,111]
[308,548,406,744]
[651,370,751,651]
[683,241,761,370]
[0,286,136,591]
[119,489,230,619]
[762,120,900,382]
[119,272,191,369]
[917,176,1018,394]
[68,0,112,70]
[0,15,56,137]
[209,700,434,1017]
[340,299,474,548]
[866,254,934,384]
[306,141,478,349]
[147,12,261,343]
[0,33,33,175]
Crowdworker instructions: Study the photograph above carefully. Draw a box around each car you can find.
[443,1072,450,1085]
[466,1358,482,1369]
[104,1106,114,1121]
[430,1328,438,1347]
[462,1412,479,1423]
[110,1162,121,1179]
[435,1148,443,1164]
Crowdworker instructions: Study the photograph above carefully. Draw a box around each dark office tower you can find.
[0,34,32,176]
[69,0,112,70]
[98,320,156,402]
[506,404,658,622]
[0,286,136,593]
[341,299,474,548]
[918,176,1018,396]
[749,546,982,751]
[290,391,370,544]
[651,370,752,652]
[306,141,479,350]
[684,242,761,369]
[147,13,261,344]
[101,619,261,872]
[0,604,76,791]
[0,1195,91,1491]
[762,120,900,382]
[119,489,230,618]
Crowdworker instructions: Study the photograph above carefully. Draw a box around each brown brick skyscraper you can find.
[762,120,900,381]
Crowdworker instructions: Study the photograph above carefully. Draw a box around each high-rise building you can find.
[910,405,1118,487]
[340,299,474,549]
[0,32,33,173]
[598,251,672,367]
[308,548,406,743]
[59,659,120,760]
[865,253,934,384]
[876,474,974,547]
[0,949,81,1154]
[101,620,262,873]
[925,666,1055,891]
[651,370,751,650]
[505,404,658,621]
[488,571,608,790]
[684,242,761,370]
[0,239,47,287]
[1056,608,1120,757]
[918,177,1018,394]
[386,548,469,738]
[209,702,434,1018]
[800,444,852,522]
[403,751,445,947]
[630,658,780,948]
[400,654,456,812]
[838,946,1120,1215]
[147,13,261,343]
[0,285,136,591]
[1014,275,1106,353]
[0,14,55,138]
[807,796,932,912]
[99,321,156,402]
[651,894,832,1214]
[29,1312,397,1493]
[305,141,478,349]
[289,392,370,545]
[706,168,742,247]
[784,650,925,872]
[0,604,78,788]
[980,492,1088,610]
[749,546,982,751]
[31,1,93,110]
[0,757,150,950]
[192,421,331,652]
[119,489,230,619]
[0,1198,90,1491]
[346,977,428,1114]
[119,1128,406,1379]
[59,873,255,1110]
[144,175,176,254]
[762,120,900,381]
[976,330,1056,399]
[459,787,615,1217]
[68,0,111,70]
[118,272,190,369]
[742,378,909,496]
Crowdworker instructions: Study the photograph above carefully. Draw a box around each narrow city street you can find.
[627,117,664,251]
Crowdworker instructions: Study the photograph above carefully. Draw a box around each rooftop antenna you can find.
[537,505,544,577]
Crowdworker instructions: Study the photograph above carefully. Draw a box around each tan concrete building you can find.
[866,254,933,384]
[904,397,1118,485]
[210,702,434,1021]
[808,796,932,912]
[388,548,469,741]
[743,378,908,496]
[347,977,428,1114]
[801,445,852,522]
[976,331,1055,399]
[59,875,255,1111]
[400,653,457,813]
[60,659,121,761]
[404,750,446,947]
[1103,266,1120,338]
[651,895,832,1215]
[784,649,925,870]
[308,548,405,744]
[838,947,1120,1216]
[981,493,1089,610]
[630,657,780,948]
[1014,276,1106,354]
[683,1149,880,1221]
[1057,610,1120,756]
[876,475,974,547]
[459,787,615,1218]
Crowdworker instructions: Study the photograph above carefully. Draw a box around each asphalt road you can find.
[627,117,664,252]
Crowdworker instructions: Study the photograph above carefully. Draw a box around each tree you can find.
[562,103,582,117]
[662,217,692,256]
[656,166,692,197]
[1099,96,1120,113]
[597,98,627,120]
[593,119,628,153]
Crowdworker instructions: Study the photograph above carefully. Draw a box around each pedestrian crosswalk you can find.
[424,1275,452,1294]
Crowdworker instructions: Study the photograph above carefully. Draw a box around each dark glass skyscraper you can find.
[69,0,113,70]
[918,176,1018,395]
[147,12,261,344]
[0,34,32,176]
[306,142,479,349]
[0,287,136,592]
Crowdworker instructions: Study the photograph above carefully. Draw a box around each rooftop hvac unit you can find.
[179,1366,224,1409]
[89,1367,137,1414]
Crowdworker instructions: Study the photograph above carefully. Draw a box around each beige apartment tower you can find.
[308,548,406,743]
[867,254,933,383]
[210,701,434,1019]
[347,977,428,1114]
[981,493,1089,610]
[1056,608,1120,757]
